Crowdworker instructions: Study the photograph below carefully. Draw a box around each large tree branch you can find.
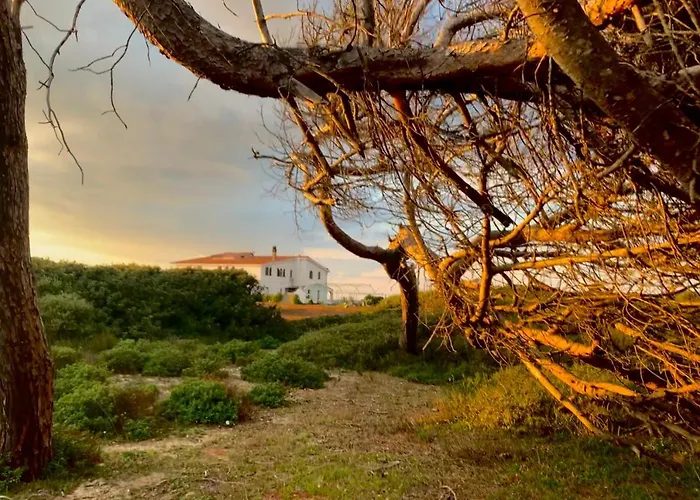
[112,0,640,100]
[516,0,700,199]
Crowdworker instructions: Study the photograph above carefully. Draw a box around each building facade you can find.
[172,247,331,304]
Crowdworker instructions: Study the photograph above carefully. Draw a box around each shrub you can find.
[270,292,284,303]
[292,294,303,304]
[161,380,240,425]
[54,381,116,434]
[55,363,110,399]
[182,357,228,378]
[112,384,160,423]
[248,382,287,408]
[38,292,105,341]
[44,426,102,478]
[363,294,383,306]
[219,339,260,364]
[241,353,327,389]
[434,366,578,434]
[255,335,282,350]
[101,340,146,374]
[52,345,82,369]
[142,344,192,376]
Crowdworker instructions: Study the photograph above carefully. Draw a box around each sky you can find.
[20,0,400,295]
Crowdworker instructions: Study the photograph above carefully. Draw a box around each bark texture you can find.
[0,3,55,478]
[516,0,700,195]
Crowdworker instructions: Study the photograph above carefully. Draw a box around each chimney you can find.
[272,246,277,260]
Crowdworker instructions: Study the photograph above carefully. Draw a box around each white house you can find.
[172,247,331,304]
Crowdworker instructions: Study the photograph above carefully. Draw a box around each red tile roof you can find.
[172,252,329,270]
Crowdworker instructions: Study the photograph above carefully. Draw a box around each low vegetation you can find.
[4,265,694,498]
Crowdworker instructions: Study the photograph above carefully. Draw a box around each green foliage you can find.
[83,332,119,353]
[51,345,82,369]
[161,380,240,425]
[54,363,110,399]
[270,292,284,303]
[219,339,261,364]
[54,381,116,434]
[280,311,495,385]
[248,382,287,408]
[32,258,292,341]
[241,353,328,389]
[100,340,146,374]
[44,427,102,478]
[142,344,192,376]
[292,294,303,304]
[363,294,383,306]
[182,357,228,378]
[279,313,402,371]
[123,418,159,441]
[38,292,105,342]
[111,384,160,423]
[436,366,577,434]
[255,335,282,350]
[0,455,23,493]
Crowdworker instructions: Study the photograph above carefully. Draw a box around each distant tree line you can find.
[32,258,291,342]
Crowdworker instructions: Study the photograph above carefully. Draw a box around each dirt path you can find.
[27,372,499,500]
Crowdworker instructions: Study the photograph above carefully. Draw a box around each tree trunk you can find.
[384,257,419,355]
[0,3,55,479]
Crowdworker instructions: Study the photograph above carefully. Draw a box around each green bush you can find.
[55,363,110,399]
[33,258,292,341]
[54,382,116,434]
[292,294,303,305]
[83,332,119,353]
[38,292,105,341]
[161,380,240,425]
[255,335,282,350]
[142,344,191,376]
[241,353,328,389]
[52,345,82,369]
[248,382,287,408]
[0,455,23,493]
[101,340,146,374]
[270,292,283,303]
[219,339,260,364]
[44,426,102,478]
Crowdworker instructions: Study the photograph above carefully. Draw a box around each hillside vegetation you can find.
[1,262,697,498]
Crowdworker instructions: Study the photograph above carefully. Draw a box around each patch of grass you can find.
[248,382,287,408]
[51,345,82,369]
[487,435,700,500]
[279,312,495,385]
[432,366,578,434]
[45,426,103,478]
[161,380,240,425]
[241,352,328,389]
[182,357,228,378]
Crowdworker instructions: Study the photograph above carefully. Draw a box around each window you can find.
[290,270,293,278]
[277,268,282,277]
[309,271,313,279]
[283,269,286,277]
[317,272,321,279]
[264,267,271,276]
